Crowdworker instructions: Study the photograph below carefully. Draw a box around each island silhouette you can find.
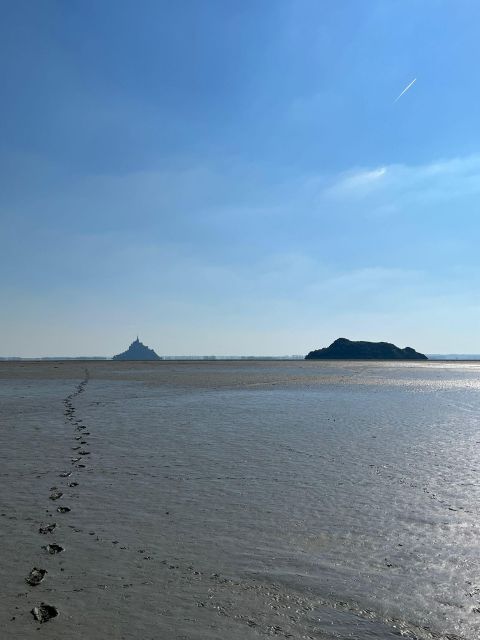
[112,337,162,361]
[305,338,428,360]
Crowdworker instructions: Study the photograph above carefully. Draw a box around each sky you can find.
[2,0,480,356]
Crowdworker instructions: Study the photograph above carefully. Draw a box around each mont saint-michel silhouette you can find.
[112,337,162,361]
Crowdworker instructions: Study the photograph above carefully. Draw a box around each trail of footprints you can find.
[18,369,312,636]
[27,371,90,624]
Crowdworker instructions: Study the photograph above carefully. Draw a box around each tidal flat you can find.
[1,359,480,639]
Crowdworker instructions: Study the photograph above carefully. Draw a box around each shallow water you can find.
[1,360,480,639]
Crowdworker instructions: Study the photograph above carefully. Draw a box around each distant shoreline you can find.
[2,356,480,362]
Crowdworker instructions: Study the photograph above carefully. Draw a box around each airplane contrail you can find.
[394,78,416,102]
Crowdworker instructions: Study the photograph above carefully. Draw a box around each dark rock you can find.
[305,338,428,360]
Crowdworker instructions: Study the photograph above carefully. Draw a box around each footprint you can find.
[71,458,80,463]
[57,507,71,514]
[49,491,63,501]
[78,451,90,456]
[38,523,57,534]
[25,568,47,586]
[42,544,64,555]
[31,604,58,623]
[59,472,72,478]
[69,482,79,487]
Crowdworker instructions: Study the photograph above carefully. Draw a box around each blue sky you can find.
[2,0,480,356]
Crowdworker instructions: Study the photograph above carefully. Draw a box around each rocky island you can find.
[305,338,428,360]
[112,337,162,361]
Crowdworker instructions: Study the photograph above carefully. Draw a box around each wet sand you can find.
[2,360,480,639]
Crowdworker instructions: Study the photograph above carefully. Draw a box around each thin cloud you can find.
[324,154,480,203]
[324,166,387,197]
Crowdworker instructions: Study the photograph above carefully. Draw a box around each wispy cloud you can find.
[324,166,387,197]
[323,154,480,205]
